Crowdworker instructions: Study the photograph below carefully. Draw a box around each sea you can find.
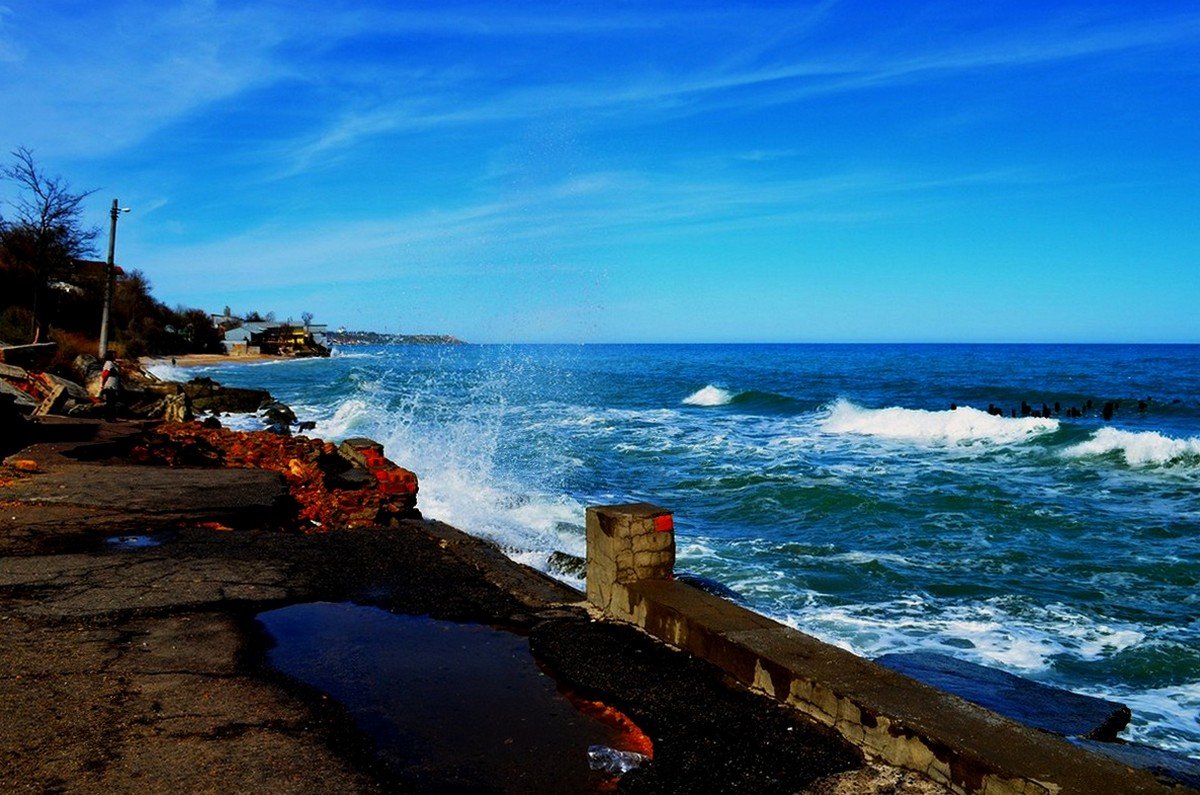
[149,343,1200,757]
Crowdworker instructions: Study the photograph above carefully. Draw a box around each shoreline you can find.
[142,352,298,369]
[0,411,906,791]
[9,358,1190,792]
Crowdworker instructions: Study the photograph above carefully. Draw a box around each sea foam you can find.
[683,385,734,406]
[1062,427,1200,468]
[143,362,192,382]
[821,399,1059,445]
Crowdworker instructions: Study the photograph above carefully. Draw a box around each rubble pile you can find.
[0,361,94,417]
[133,424,419,531]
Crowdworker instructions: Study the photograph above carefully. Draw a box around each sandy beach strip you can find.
[141,353,286,369]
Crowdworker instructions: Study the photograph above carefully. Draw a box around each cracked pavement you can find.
[1,420,907,793]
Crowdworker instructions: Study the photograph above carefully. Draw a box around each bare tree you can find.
[0,147,98,341]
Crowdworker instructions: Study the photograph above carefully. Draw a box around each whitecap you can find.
[143,362,193,382]
[1062,427,1200,468]
[683,385,734,407]
[312,398,376,438]
[1107,681,1200,757]
[821,398,1058,445]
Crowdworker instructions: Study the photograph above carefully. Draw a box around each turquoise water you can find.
[154,343,1200,756]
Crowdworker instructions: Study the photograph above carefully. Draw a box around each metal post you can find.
[98,199,122,357]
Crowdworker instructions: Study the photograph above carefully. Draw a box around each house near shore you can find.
[219,320,329,358]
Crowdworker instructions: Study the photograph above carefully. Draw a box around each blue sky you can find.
[2,1,1197,342]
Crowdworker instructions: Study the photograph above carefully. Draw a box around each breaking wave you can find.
[143,362,191,382]
[821,399,1059,445]
[682,385,807,414]
[683,385,734,406]
[1062,428,1200,468]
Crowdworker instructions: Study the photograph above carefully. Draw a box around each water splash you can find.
[683,385,734,406]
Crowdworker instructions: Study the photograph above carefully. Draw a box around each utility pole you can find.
[98,199,129,357]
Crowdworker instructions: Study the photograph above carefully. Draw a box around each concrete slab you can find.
[877,652,1130,740]
[620,579,1188,795]
[1073,738,1200,791]
[3,465,288,526]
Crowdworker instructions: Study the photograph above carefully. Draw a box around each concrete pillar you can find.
[586,503,675,614]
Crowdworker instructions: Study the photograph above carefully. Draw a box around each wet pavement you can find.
[0,419,913,793]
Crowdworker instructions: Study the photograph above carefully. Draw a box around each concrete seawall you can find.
[585,503,1191,795]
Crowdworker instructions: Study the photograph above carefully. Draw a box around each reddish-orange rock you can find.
[142,424,419,533]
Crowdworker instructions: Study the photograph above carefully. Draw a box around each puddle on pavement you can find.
[257,602,650,793]
[104,534,164,549]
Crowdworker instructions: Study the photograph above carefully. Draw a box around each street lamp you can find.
[98,199,130,358]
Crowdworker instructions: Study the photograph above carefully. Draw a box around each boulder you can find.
[875,652,1131,740]
[181,379,271,414]
[261,400,297,426]
[158,392,193,422]
[337,437,418,513]
[548,551,587,579]
[71,355,103,395]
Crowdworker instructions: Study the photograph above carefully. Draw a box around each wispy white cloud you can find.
[273,9,1200,175]
[0,5,21,63]
[141,163,1038,296]
[6,1,1195,170]
[0,1,292,157]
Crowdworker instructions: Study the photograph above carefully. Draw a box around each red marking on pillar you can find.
[654,514,674,533]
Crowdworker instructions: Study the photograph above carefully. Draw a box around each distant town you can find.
[323,330,465,346]
[207,310,466,358]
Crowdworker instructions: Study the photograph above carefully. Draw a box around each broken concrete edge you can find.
[584,504,1194,795]
[0,420,570,614]
[875,651,1132,741]
[421,519,585,612]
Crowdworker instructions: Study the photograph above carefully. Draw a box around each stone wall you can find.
[585,504,1188,795]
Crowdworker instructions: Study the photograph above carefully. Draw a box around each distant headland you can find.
[325,330,465,346]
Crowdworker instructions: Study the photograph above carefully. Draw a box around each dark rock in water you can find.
[676,571,743,602]
[1071,738,1200,790]
[875,652,1130,740]
[548,550,587,579]
[260,400,297,426]
[200,416,222,429]
[296,420,316,432]
[180,380,270,414]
